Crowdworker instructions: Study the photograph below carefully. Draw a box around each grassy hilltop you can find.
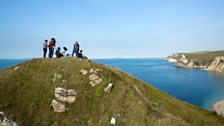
[0,58,224,126]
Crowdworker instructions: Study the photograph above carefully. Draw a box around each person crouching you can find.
[55,47,63,58]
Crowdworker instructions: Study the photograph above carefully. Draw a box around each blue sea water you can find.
[0,59,27,69]
[1,58,224,110]
[93,58,224,110]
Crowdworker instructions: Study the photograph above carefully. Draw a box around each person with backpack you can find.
[72,41,80,57]
[48,39,54,58]
[43,40,48,58]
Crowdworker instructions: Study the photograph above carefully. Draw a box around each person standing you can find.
[48,39,54,58]
[43,40,48,58]
[72,41,80,57]
[51,38,56,58]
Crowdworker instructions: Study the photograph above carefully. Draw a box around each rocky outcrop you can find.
[104,83,114,92]
[180,55,188,64]
[51,99,68,113]
[167,53,224,72]
[110,117,116,125]
[54,87,77,103]
[80,69,88,75]
[207,56,224,72]
[0,111,17,126]
[14,66,20,71]
[211,99,224,117]
[51,72,77,113]
[89,69,103,87]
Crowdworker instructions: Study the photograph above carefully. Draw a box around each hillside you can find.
[0,58,224,126]
[167,50,224,72]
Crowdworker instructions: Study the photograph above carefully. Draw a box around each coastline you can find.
[166,51,224,73]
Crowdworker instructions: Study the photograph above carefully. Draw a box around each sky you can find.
[0,0,224,59]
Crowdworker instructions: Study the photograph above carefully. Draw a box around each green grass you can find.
[0,58,224,126]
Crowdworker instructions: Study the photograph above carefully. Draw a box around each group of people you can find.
[42,38,87,59]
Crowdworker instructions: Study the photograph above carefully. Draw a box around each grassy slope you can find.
[0,58,224,126]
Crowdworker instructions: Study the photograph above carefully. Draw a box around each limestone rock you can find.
[89,68,103,87]
[0,111,17,126]
[90,78,103,87]
[110,117,116,125]
[54,87,77,103]
[89,68,102,74]
[51,99,67,113]
[207,56,224,72]
[180,54,188,64]
[167,58,177,63]
[211,99,224,117]
[80,69,88,75]
[14,66,20,71]
[90,68,95,74]
[89,74,99,81]
[104,83,114,92]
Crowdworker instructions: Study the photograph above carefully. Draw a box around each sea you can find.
[1,58,224,110]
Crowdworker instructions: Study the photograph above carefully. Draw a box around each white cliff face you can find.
[167,53,224,72]
[206,56,224,72]
[167,58,177,63]
[212,99,224,117]
[180,55,188,64]
[167,54,179,63]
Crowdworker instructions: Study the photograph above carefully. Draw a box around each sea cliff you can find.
[167,50,224,72]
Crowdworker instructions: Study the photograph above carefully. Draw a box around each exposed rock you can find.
[89,68,95,74]
[104,83,114,92]
[89,74,99,81]
[89,68,102,75]
[167,52,224,72]
[167,58,177,63]
[54,87,77,103]
[180,55,188,64]
[80,69,88,75]
[89,70,103,87]
[211,99,224,117]
[51,99,67,113]
[0,111,17,126]
[110,117,116,125]
[207,56,224,72]
[14,66,20,71]
[90,78,103,87]
[94,78,103,84]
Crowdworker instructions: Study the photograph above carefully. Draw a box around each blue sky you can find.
[0,0,224,59]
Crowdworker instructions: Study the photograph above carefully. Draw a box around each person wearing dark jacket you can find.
[72,41,80,57]
[55,47,63,58]
[77,50,88,59]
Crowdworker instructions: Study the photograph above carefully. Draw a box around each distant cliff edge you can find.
[167,50,224,72]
